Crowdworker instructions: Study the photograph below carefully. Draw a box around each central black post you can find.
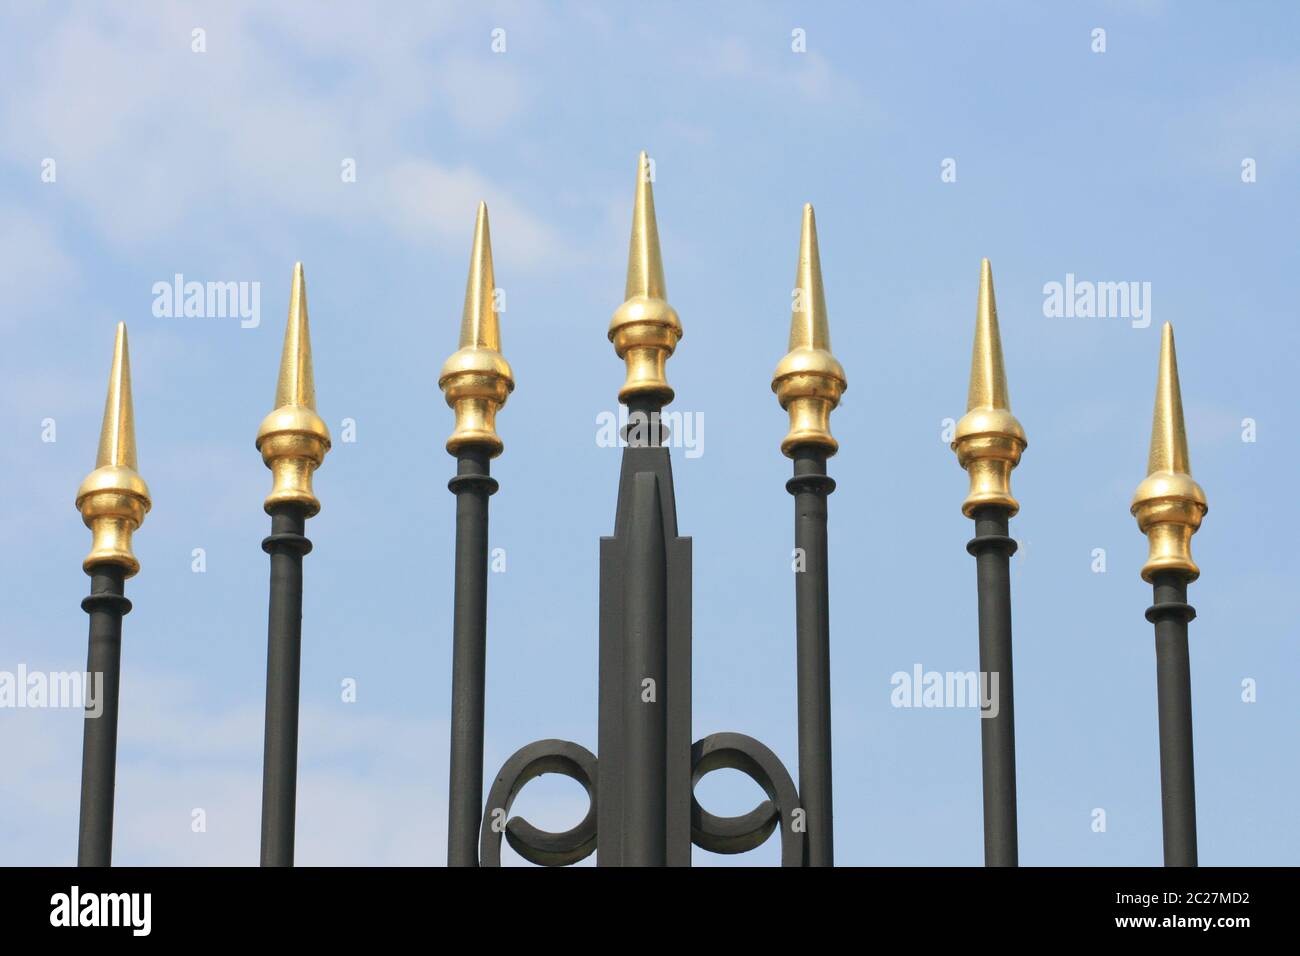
[259,504,311,866]
[1148,571,1197,866]
[622,467,668,863]
[788,448,835,866]
[77,568,130,867]
[967,505,1019,866]
[446,448,496,867]
[598,399,692,866]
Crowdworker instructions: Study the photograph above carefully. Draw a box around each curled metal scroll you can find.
[690,732,804,866]
[479,738,598,867]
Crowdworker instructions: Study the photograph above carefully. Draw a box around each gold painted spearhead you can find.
[772,203,847,457]
[255,262,331,515]
[952,258,1028,516]
[1131,322,1208,582]
[609,151,682,406]
[76,322,151,576]
[439,201,514,457]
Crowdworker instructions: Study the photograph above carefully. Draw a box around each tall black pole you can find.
[1130,321,1207,867]
[254,261,332,867]
[951,258,1026,867]
[446,448,496,866]
[1148,571,1197,866]
[772,203,846,867]
[75,320,151,867]
[77,568,130,866]
[967,505,1018,866]
[438,201,514,866]
[259,504,311,866]
[789,448,835,866]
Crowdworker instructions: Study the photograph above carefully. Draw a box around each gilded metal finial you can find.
[771,203,847,457]
[76,322,151,575]
[256,262,331,515]
[439,202,514,457]
[952,258,1027,516]
[1131,322,1207,581]
[609,151,682,406]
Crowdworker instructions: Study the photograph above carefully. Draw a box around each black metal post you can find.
[77,567,130,867]
[598,399,692,866]
[1147,570,1197,866]
[446,448,496,867]
[966,505,1018,866]
[788,448,835,866]
[259,503,312,866]
[622,468,668,864]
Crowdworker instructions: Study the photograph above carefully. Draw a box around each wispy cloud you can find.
[0,2,567,268]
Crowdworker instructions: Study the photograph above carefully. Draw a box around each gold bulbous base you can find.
[75,464,152,576]
[256,404,331,516]
[952,407,1027,517]
[438,346,514,457]
[609,295,681,405]
[772,347,847,457]
[1131,471,1208,582]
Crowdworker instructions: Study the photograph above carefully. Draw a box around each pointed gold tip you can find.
[625,151,667,301]
[772,203,846,457]
[458,201,501,351]
[76,322,151,576]
[968,258,1011,412]
[951,258,1027,516]
[439,202,514,457]
[788,203,831,351]
[95,322,137,470]
[1131,321,1207,582]
[256,263,331,516]
[274,261,316,410]
[609,152,682,405]
[1147,322,1190,475]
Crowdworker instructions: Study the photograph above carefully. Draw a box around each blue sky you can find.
[0,1,1296,865]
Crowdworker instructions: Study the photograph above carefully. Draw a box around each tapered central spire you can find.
[951,258,1027,516]
[1131,322,1207,581]
[440,202,514,457]
[460,202,501,352]
[789,204,831,352]
[1145,321,1191,476]
[772,204,846,456]
[95,322,138,471]
[256,263,332,516]
[625,152,667,303]
[274,263,316,410]
[76,322,151,575]
[609,151,682,406]
[967,258,1010,413]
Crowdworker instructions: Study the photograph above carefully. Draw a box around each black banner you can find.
[0,866,1277,940]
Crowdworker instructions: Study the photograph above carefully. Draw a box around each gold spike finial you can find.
[771,203,846,456]
[1131,322,1207,581]
[76,322,151,575]
[255,262,331,515]
[951,258,1027,516]
[439,202,514,456]
[609,151,682,405]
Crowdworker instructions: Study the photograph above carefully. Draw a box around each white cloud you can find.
[699,33,872,112]
[382,160,564,269]
[0,664,604,865]
[0,667,449,865]
[0,2,566,268]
